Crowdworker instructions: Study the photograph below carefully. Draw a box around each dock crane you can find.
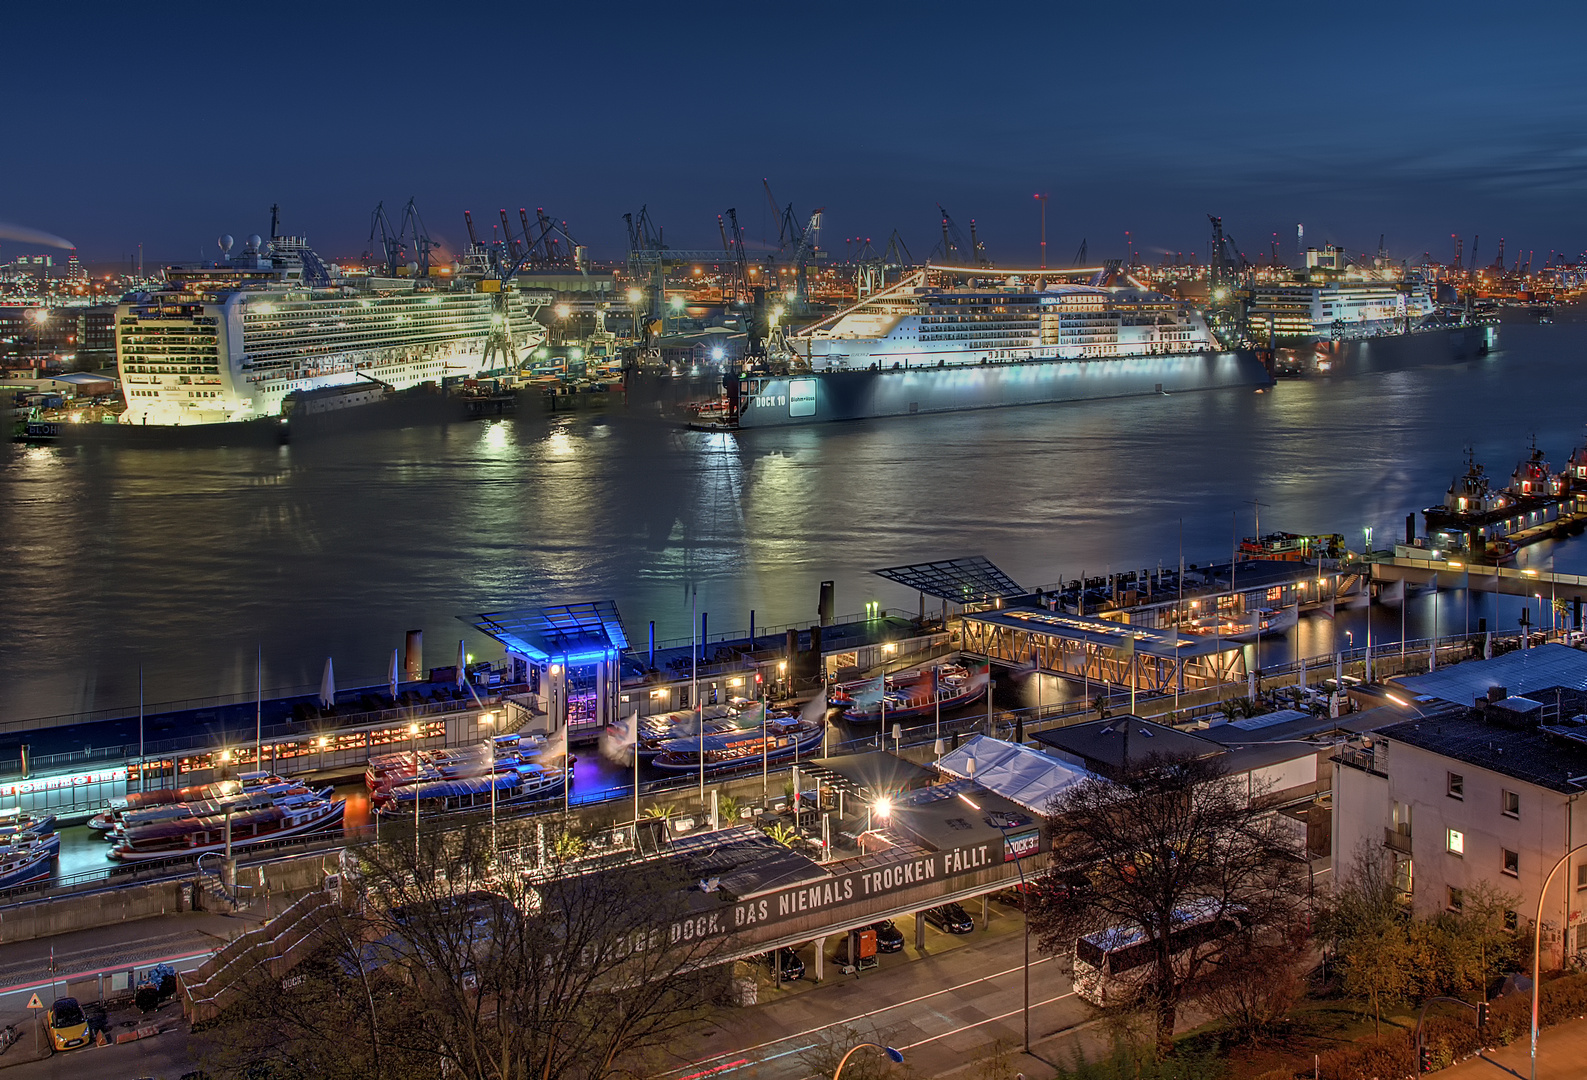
[788,208,824,307]
[1073,238,1088,267]
[724,208,751,307]
[366,201,404,276]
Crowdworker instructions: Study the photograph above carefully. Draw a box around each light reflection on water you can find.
[3,321,1586,722]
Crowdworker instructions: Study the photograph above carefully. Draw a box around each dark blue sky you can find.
[8,0,1587,267]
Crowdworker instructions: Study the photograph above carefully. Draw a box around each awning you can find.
[934,735,1092,814]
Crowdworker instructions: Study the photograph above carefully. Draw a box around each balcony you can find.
[1384,827,1413,855]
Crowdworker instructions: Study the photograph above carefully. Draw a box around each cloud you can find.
[0,220,75,250]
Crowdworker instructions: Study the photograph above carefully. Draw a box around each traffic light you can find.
[1476,1001,1490,1027]
[1419,1045,1435,1074]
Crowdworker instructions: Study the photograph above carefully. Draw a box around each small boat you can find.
[617,703,753,759]
[365,735,557,795]
[103,781,324,842]
[1177,605,1298,643]
[107,791,346,862]
[651,715,825,772]
[0,809,58,842]
[839,663,988,725]
[89,772,283,831]
[373,763,569,818]
[0,839,56,890]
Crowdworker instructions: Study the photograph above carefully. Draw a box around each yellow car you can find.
[47,998,89,1052]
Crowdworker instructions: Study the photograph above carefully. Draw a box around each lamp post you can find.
[1530,842,1587,1080]
[832,1042,904,1078]
[959,791,1030,1054]
[408,722,421,866]
[481,712,497,856]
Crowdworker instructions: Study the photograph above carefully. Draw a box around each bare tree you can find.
[198,821,735,1080]
[1027,753,1306,1055]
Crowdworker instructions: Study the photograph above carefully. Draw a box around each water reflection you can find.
[3,322,1586,721]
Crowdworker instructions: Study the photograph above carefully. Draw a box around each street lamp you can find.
[481,712,497,855]
[1531,843,1587,1080]
[833,1042,904,1077]
[959,791,1030,1054]
[408,722,421,866]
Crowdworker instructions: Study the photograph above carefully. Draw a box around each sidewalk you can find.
[1438,1013,1587,1079]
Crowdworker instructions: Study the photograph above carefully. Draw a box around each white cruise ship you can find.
[117,232,545,426]
[1244,247,1437,341]
[792,267,1217,370]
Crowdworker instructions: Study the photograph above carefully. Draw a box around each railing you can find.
[1384,827,1413,855]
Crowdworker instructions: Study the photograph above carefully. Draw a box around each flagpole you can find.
[255,643,262,771]
[693,587,702,816]
[138,665,145,794]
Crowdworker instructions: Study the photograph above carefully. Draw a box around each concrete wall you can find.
[0,853,340,946]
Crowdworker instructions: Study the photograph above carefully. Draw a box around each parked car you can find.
[871,920,905,952]
[925,903,975,934]
[765,947,805,981]
[47,998,89,1052]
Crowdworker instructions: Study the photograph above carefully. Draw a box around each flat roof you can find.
[799,752,936,799]
[1395,644,1587,706]
[962,607,1238,658]
[1033,716,1222,776]
[472,601,629,664]
[1377,711,1587,794]
[873,556,1024,603]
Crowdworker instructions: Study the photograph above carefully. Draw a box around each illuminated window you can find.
[1447,829,1465,856]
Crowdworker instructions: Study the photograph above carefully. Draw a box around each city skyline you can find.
[4,0,1586,265]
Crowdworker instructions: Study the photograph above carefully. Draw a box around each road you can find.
[657,916,1101,1079]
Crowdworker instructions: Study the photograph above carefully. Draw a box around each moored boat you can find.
[108,791,345,862]
[838,663,988,725]
[89,772,282,831]
[373,763,569,818]
[0,839,57,890]
[651,713,825,772]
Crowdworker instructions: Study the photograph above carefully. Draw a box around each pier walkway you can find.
[1372,556,1587,604]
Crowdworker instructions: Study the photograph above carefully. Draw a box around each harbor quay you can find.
[3,549,1587,1075]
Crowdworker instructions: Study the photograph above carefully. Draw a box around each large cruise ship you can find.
[116,230,545,426]
[732,266,1268,427]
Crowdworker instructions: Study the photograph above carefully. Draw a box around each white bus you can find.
[1073,901,1246,1008]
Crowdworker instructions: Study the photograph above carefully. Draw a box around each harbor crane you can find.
[366,198,438,278]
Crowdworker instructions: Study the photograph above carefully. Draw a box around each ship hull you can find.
[735,349,1269,427]
[1271,323,1497,377]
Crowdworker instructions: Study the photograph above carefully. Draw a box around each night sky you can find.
[6,0,1586,268]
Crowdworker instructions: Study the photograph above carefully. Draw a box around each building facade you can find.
[1333,696,1587,966]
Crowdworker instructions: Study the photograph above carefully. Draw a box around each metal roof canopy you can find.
[962,607,1238,658]
[873,556,1024,603]
[470,601,629,665]
[1396,643,1587,706]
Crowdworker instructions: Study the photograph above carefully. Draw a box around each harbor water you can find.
[3,317,1586,725]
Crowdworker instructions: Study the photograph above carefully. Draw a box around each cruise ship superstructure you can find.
[1244,245,1437,341]
[733,266,1267,427]
[795,267,1219,369]
[117,231,545,426]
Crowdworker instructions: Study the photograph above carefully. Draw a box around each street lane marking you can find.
[897,990,1079,1050]
[656,952,1059,1077]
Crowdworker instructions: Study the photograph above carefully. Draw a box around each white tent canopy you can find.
[936,734,1093,814]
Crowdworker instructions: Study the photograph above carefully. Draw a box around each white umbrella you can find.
[457,639,467,688]
[319,657,336,708]
[1247,666,1257,701]
[388,648,399,699]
